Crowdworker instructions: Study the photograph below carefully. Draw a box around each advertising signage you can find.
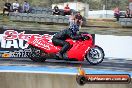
[0,28,55,58]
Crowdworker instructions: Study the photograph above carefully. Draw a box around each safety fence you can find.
[31,7,53,15]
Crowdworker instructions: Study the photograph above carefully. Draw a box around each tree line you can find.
[0,0,129,11]
[48,0,129,10]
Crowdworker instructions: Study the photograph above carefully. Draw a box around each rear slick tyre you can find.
[28,45,46,62]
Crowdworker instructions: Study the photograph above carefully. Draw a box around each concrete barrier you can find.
[9,7,85,25]
[0,72,131,88]
[95,34,132,59]
[119,18,132,27]
[31,7,52,15]
[9,13,69,24]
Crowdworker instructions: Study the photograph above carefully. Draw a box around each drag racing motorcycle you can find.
[27,33,105,65]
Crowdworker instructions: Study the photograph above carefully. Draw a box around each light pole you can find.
[105,0,107,18]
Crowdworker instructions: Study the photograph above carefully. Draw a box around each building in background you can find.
[52,1,89,18]
[88,10,114,19]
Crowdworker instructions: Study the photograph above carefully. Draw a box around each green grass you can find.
[88,19,121,28]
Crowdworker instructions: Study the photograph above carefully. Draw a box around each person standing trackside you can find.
[75,12,83,28]
[125,6,131,17]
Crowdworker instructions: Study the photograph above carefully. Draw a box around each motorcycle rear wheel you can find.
[28,45,46,62]
[85,46,104,65]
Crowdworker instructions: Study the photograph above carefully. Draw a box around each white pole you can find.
[84,3,89,19]
[129,2,132,9]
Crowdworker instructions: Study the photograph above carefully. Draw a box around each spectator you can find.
[69,12,75,27]
[53,5,60,15]
[3,1,11,15]
[125,6,131,17]
[114,7,120,21]
[75,12,83,28]
[18,5,23,13]
[64,4,71,16]
[22,1,30,13]
[12,0,19,12]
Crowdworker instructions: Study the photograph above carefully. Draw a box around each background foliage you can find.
[0,0,130,10]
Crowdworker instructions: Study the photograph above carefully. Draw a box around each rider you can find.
[52,23,86,59]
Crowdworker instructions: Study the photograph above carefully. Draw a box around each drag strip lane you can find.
[0,58,132,72]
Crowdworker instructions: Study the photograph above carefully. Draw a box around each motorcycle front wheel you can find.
[28,45,46,62]
[85,46,105,65]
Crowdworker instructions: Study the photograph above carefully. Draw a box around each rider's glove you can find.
[81,35,86,40]
[81,35,90,40]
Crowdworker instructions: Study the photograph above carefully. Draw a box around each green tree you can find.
[16,0,130,10]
